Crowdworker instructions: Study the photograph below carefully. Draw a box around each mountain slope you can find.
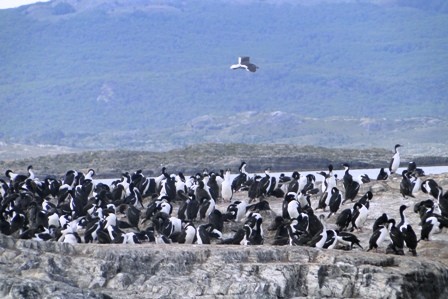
[0,0,447,151]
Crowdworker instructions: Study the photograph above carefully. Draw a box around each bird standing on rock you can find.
[350,202,368,232]
[397,205,418,256]
[282,192,301,220]
[220,169,233,202]
[421,179,443,202]
[327,187,342,218]
[337,232,363,250]
[372,213,389,231]
[341,163,360,204]
[376,168,389,181]
[389,144,401,175]
[367,224,389,252]
[387,219,404,255]
[336,207,353,232]
[400,170,415,199]
[307,215,328,249]
[232,162,249,192]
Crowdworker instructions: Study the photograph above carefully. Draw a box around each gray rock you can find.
[0,234,447,299]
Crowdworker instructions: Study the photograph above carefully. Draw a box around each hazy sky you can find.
[0,0,50,9]
[0,0,399,10]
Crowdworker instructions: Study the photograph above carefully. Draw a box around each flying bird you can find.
[230,56,259,72]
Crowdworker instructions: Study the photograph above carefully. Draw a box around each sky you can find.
[0,0,50,9]
[0,0,399,9]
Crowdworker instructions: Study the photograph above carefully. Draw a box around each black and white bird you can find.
[196,223,213,245]
[177,222,196,244]
[387,219,405,255]
[174,172,188,194]
[397,205,417,256]
[367,224,389,252]
[350,202,369,232]
[407,161,425,177]
[285,223,304,246]
[306,207,324,237]
[296,190,311,209]
[5,165,34,192]
[295,212,311,233]
[327,187,342,219]
[126,184,144,208]
[414,199,436,223]
[152,212,181,240]
[177,194,199,222]
[220,169,233,202]
[411,171,422,195]
[125,204,141,230]
[207,172,220,202]
[399,170,415,199]
[376,168,389,181]
[336,232,363,250]
[257,167,276,199]
[317,169,331,208]
[226,199,249,222]
[341,163,360,204]
[195,180,212,203]
[421,179,443,202]
[282,192,301,220]
[277,173,292,195]
[301,174,318,195]
[420,210,448,241]
[389,144,401,175]
[397,205,409,230]
[322,229,339,249]
[245,212,264,245]
[357,191,373,209]
[441,191,448,218]
[230,56,259,72]
[318,164,336,194]
[208,209,225,233]
[336,207,353,232]
[400,224,418,256]
[232,162,249,192]
[307,214,328,249]
[198,197,216,221]
[372,213,389,231]
[219,224,252,245]
[248,175,262,202]
[287,171,300,194]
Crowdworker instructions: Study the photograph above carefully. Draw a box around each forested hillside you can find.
[0,0,447,152]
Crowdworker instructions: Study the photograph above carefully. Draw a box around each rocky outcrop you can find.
[1,154,448,299]
[1,234,447,299]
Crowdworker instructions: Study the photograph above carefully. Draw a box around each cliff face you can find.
[1,234,447,299]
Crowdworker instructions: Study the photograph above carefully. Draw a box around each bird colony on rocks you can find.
[1,146,448,260]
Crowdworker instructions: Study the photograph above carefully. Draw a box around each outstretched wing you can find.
[239,56,250,64]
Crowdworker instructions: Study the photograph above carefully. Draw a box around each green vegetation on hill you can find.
[0,0,447,149]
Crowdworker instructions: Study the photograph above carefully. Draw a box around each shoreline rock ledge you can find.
[0,234,447,299]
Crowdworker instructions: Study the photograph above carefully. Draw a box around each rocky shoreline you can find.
[0,169,448,298]
[1,234,448,299]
